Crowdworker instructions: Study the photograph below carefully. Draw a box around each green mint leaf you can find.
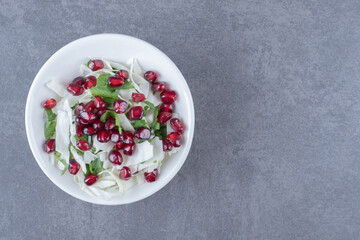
[96,74,112,88]
[89,158,103,175]
[74,135,88,142]
[100,110,116,122]
[154,124,167,139]
[118,81,134,89]
[115,113,122,134]
[86,59,91,67]
[55,152,68,176]
[131,120,148,129]
[150,108,160,130]
[90,87,119,99]
[153,160,157,164]
[143,101,155,110]
[45,109,57,121]
[44,121,56,139]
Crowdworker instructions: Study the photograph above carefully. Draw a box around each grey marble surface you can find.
[1,0,360,239]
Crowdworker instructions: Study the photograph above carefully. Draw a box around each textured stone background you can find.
[1,0,360,239]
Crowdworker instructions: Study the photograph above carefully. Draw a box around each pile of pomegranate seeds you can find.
[42,58,187,197]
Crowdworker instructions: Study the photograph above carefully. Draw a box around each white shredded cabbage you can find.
[46,57,183,200]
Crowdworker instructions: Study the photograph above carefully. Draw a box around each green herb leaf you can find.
[154,124,167,139]
[118,81,134,89]
[131,120,148,129]
[150,108,160,130]
[90,87,119,99]
[44,121,56,139]
[143,101,155,110]
[100,110,115,122]
[45,109,57,121]
[96,74,112,88]
[115,113,122,134]
[86,158,103,176]
[74,135,88,142]
[55,152,68,176]
[86,59,91,67]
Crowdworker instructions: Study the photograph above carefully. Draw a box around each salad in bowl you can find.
[42,57,185,200]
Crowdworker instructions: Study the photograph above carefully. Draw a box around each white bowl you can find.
[25,34,195,205]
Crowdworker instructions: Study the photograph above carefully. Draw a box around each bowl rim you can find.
[25,33,195,205]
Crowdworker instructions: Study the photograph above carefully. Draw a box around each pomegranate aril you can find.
[84,101,95,113]
[67,83,84,96]
[84,76,97,89]
[84,174,98,186]
[123,143,135,156]
[105,117,116,130]
[162,139,173,151]
[135,127,151,140]
[80,111,97,123]
[116,70,129,80]
[131,93,146,102]
[77,139,91,151]
[76,124,84,137]
[97,130,111,143]
[83,126,97,136]
[76,117,88,125]
[92,120,105,131]
[75,103,85,116]
[170,118,185,133]
[113,99,128,114]
[115,141,125,150]
[97,109,107,117]
[44,139,55,153]
[111,130,122,143]
[88,60,104,71]
[159,103,174,113]
[157,111,172,124]
[119,166,131,180]
[43,99,57,109]
[151,82,167,92]
[108,150,123,165]
[94,96,107,110]
[68,159,80,175]
[127,106,144,120]
[167,132,183,147]
[144,71,158,84]
[160,90,177,103]
[108,76,125,88]
[144,169,159,183]
[72,76,85,86]
[122,131,135,144]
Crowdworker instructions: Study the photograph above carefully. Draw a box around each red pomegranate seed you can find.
[159,103,174,113]
[67,83,84,96]
[170,118,185,133]
[123,143,135,156]
[157,111,172,124]
[162,139,173,151]
[111,130,122,143]
[44,139,55,153]
[92,120,105,131]
[74,103,85,116]
[80,111,97,123]
[43,99,57,109]
[119,166,131,180]
[108,76,125,88]
[113,100,128,114]
[97,130,111,143]
[68,159,80,175]
[160,90,177,103]
[127,106,144,120]
[76,124,84,137]
[115,141,125,150]
[76,139,91,151]
[122,131,135,144]
[72,76,85,86]
[135,127,151,140]
[105,117,116,130]
[84,100,96,113]
[83,126,97,136]
[94,96,107,110]
[167,132,183,147]
[84,174,98,186]
[144,169,159,182]
[144,71,158,84]
[116,70,129,80]
[76,117,88,126]
[151,82,167,92]
[97,109,107,117]
[108,150,123,165]
[84,76,97,89]
[131,93,146,102]
[88,60,104,71]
